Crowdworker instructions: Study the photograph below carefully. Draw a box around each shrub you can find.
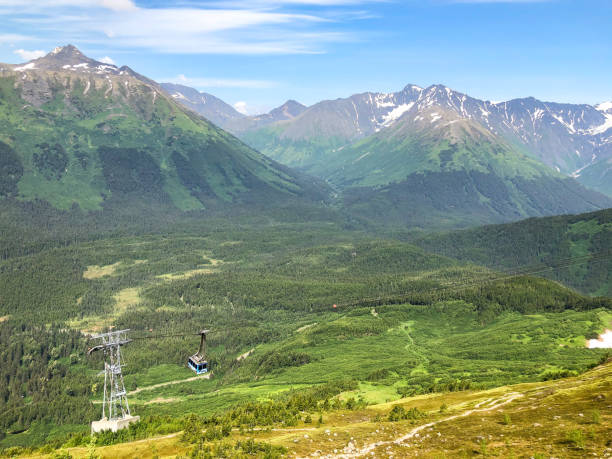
[366,368,390,381]
[51,452,73,459]
[387,405,426,422]
[566,429,585,449]
[181,414,205,443]
[258,351,312,373]
[539,368,578,381]
[480,438,488,456]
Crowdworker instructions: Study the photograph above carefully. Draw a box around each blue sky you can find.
[0,0,610,114]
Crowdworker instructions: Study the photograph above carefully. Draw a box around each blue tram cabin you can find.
[188,356,208,374]
[188,329,210,374]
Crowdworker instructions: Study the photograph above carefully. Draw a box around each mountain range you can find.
[0,46,327,214]
[171,82,612,198]
[162,80,612,228]
[0,45,609,230]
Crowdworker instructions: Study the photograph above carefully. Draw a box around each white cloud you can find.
[169,74,276,89]
[206,0,380,5]
[13,48,46,60]
[234,101,249,115]
[99,0,136,11]
[0,0,136,9]
[0,1,355,55]
[98,56,115,64]
[0,33,32,44]
[449,0,551,3]
[94,8,328,54]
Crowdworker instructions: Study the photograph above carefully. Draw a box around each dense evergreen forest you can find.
[415,208,612,296]
[0,209,610,453]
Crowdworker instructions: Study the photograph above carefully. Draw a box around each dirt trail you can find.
[236,348,254,361]
[129,373,210,396]
[329,392,523,458]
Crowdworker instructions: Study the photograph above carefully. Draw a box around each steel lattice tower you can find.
[88,329,132,421]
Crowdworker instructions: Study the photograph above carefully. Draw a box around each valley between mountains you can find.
[166,77,612,228]
[0,45,610,458]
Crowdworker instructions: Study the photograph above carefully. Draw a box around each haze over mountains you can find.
[160,82,246,128]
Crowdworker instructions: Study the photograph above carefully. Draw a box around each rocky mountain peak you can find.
[28,44,107,70]
[49,44,83,58]
[269,100,307,120]
[402,83,423,92]
[7,44,160,88]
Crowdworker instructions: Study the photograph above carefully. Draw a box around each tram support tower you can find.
[88,329,140,433]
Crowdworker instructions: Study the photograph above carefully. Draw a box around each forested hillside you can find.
[415,208,612,296]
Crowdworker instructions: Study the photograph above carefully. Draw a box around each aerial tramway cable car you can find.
[187,329,210,374]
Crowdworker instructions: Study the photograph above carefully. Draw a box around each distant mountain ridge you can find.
[329,102,611,229]
[219,83,611,227]
[2,46,610,230]
[220,99,308,133]
[167,81,612,198]
[237,84,612,182]
[160,82,246,128]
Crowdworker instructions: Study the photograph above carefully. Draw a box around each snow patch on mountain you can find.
[382,102,414,125]
[374,94,395,108]
[590,113,612,135]
[596,101,612,113]
[551,114,577,133]
[171,92,188,101]
[14,63,36,71]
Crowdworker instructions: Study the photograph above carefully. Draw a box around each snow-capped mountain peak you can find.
[10,44,123,77]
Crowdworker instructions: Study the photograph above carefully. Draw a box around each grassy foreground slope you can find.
[22,359,612,458]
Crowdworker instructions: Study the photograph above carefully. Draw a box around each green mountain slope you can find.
[240,122,350,172]
[577,156,612,197]
[335,108,611,228]
[317,106,553,187]
[415,208,612,296]
[0,46,328,213]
